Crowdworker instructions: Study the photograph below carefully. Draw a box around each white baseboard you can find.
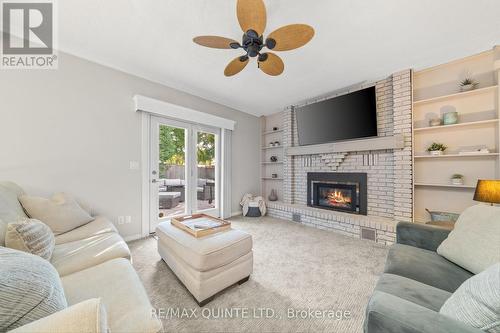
[231,211,242,217]
[123,233,144,242]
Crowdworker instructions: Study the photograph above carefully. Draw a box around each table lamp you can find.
[473,180,500,205]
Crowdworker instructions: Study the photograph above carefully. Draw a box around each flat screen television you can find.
[296,87,377,146]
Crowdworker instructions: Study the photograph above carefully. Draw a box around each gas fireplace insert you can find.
[307,172,367,215]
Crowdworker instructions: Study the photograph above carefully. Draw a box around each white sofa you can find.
[0,181,162,333]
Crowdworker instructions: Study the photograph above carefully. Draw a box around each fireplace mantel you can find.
[286,135,405,156]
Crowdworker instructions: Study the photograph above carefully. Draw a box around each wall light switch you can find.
[117,216,125,225]
[129,161,140,170]
[125,216,132,224]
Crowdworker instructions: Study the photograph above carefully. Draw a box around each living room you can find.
[1,1,499,332]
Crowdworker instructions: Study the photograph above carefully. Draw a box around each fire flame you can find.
[328,190,351,205]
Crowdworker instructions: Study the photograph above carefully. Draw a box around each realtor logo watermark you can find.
[1,0,57,69]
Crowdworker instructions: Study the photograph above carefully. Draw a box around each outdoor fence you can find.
[162,164,215,180]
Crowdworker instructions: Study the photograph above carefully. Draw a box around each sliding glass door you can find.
[150,117,220,232]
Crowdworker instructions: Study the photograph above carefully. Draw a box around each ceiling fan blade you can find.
[258,53,284,76]
[193,36,239,49]
[267,24,315,51]
[237,0,267,36]
[224,56,249,76]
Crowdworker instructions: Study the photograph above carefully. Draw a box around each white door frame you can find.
[193,123,221,217]
[136,96,235,237]
[149,117,190,233]
[142,113,222,235]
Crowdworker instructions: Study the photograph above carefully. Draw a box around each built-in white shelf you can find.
[413,85,498,106]
[414,119,499,132]
[412,48,500,224]
[261,146,283,150]
[414,153,499,159]
[261,177,284,180]
[414,182,476,189]
[262,129,283,135]
[261,162,283,165]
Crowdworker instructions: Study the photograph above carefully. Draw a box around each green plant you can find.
[427,142,447,152]
[159,125,215,168]
[460,77,478,87]
[451,174,464,179]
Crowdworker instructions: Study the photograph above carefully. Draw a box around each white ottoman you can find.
[156,221,253,306]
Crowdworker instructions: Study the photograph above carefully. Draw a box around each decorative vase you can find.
[268,189,278,201]
[429,118,441,127]
[429,150,444,156]
[443,112,458,125]
[460,84,475,92]
[270,156,278,162]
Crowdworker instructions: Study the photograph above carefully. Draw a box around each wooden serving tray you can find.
[171,213,231,238]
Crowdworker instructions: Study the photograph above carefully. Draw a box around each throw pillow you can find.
[5,218,55,260]
[437,204,500,274]
[0,181,29,246]
[0,247,67,331]
[19,192,94,235]
[440,263,500,333]
[10,298,108,333]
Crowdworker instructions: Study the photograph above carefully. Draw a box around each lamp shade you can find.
[473,180,500,204]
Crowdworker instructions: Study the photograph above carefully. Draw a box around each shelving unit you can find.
[414,183,476,189]
[412,47,500,222]
[262,129,284,135]
[413,85,498,105]
[261,145,283,150]
[414,153,499,159]
[414,119,499,132]
[260,112,284,201]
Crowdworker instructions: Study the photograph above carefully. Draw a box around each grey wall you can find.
[0,51,260,238]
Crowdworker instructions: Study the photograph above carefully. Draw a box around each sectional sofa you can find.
[364,222,481,333]
[0,181,162,332]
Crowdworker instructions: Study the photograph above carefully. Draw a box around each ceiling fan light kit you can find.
[193,0,315,77]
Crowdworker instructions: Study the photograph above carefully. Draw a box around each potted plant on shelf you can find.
[427,142,447,156]
[459,77,478,92]
[450,174,464,185]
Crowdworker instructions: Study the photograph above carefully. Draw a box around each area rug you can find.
[128,216,388,332]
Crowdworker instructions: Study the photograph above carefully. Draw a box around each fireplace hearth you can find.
[307,172,367,215]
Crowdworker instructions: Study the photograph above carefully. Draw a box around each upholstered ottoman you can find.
[156,221,253,306]
[158,192,180,209]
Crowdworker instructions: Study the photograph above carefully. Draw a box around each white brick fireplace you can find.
[267,70,413,245]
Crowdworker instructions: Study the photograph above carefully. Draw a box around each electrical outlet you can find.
[129,161,140,170]
[117,216,125,225]
[125,216,132,224]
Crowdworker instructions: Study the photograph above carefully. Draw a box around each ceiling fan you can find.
[193,0,315,77]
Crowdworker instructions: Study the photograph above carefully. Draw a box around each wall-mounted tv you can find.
[295,87,377,146]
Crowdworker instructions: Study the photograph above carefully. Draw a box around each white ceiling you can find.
[58,0,500,116]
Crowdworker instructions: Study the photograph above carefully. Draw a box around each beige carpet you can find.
[128,216,388,333]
